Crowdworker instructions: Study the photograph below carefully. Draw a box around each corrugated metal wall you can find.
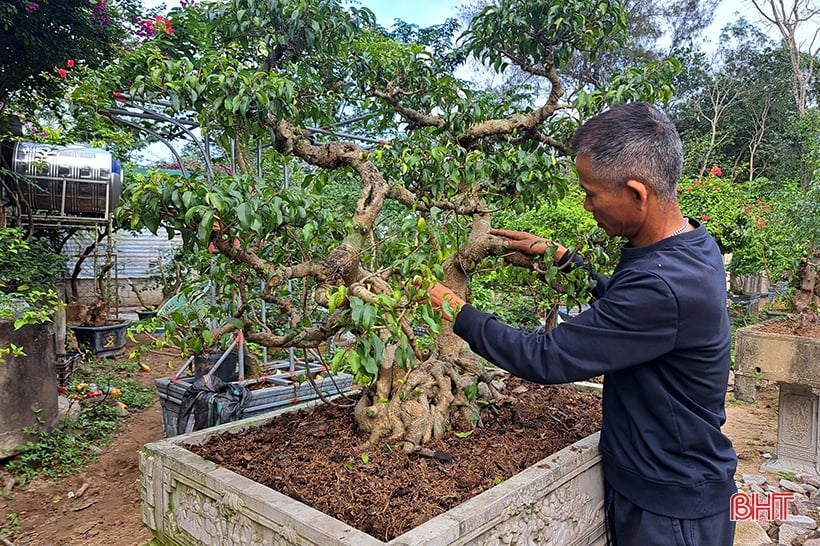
[62,229,183,308]
[63,229,182,280]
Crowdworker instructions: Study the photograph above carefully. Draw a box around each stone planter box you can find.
[140,397,605,545]
[733,318,820,401]
[733,318,820,475]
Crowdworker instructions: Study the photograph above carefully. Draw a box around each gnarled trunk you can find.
[353,331,509,451]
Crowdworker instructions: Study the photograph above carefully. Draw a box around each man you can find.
[428,102,737,545]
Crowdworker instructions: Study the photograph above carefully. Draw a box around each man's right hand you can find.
[426,282,465,322]
[490,229,567,262]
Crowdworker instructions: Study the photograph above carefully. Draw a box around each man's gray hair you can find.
[571,102,683,203]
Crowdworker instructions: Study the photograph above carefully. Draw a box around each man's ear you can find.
[625,179,649,210]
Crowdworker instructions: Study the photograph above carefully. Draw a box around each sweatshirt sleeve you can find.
[452,268,680,384]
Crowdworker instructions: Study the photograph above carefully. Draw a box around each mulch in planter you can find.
[189,377,602,542]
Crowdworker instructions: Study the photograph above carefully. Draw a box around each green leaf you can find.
[361,352,379,375]
[197,210,215,243]
[237,202,252,228]
[350,297,364,325]
[361,304,376,330]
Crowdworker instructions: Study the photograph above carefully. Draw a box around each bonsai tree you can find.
[63,230,117,327]
[78,0,677,449]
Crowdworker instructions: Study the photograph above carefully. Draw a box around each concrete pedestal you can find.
[761,383,820,475]
[0,321,58,457]
[733,318,820,475]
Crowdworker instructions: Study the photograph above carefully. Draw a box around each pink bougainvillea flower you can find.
[757,219,766,228]
[90,0,110,29]
[57,68,68,78]
[24,1,39,14]
[66,59,75,68]
[701,215,710,222]
[208,242,217,254]
[159,16,173,34]
[709,166,722,177]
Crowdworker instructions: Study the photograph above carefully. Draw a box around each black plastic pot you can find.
[136,309,159,321]
[70,321,128,358]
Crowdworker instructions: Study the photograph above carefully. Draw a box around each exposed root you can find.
[353,355,513,452]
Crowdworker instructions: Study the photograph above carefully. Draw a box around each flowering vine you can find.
[136,14,174,40]
[56,59,76,79]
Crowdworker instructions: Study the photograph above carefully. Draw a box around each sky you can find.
[350,0,462,27]
[353,0,792,47]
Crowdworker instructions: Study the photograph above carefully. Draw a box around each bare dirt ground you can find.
[0,337,780,546]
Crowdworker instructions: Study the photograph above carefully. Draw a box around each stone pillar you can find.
[0,321,58,458]
[734,371,758,402]
[761,383,820,476]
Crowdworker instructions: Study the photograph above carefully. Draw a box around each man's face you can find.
[575,154,641,239]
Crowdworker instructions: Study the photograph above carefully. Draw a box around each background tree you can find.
[457,0,716,96]
[78,0,675,450]
[752,0,819,120]
[0,0,145,118]
[750,0,820,312]
[671,19,803,182]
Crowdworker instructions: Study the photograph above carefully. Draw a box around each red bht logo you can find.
[730,492,795,521]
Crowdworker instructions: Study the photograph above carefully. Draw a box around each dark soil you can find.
[754,313,820,337]
[189,378,603,542]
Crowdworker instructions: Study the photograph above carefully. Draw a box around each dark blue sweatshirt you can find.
[453,220,737,519]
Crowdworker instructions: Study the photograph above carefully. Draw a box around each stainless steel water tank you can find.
[12,142,123,217]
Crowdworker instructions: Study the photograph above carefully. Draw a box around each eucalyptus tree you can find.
[79,0,676,449]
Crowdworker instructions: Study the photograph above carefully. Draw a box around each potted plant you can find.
[69,309,129,358]
[68,257,129,358]
[71,0,673,539]
[128,268,356,437]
